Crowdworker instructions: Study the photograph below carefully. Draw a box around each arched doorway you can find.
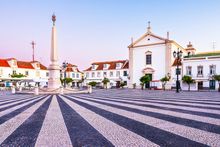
[142,67,154,89]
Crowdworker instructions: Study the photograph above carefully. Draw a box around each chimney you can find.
[167,31,170,40]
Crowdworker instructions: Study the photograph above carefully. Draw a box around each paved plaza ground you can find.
[0,89,220,146]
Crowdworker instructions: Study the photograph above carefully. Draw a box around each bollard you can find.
[88,85,92,94]
[19,86,22,92]
[34,87,39,95]
[11,87,16,94]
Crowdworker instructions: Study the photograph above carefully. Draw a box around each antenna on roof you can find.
[167,31,170,40]
[212,41,216,52]
[31,41,36,62]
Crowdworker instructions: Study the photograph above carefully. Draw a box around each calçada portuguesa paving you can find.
[0,89,220,147]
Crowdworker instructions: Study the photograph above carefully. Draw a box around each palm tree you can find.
[160,76,170,90]
[182,75,195,91]
[139,75,151,90]
[102,77,110,89]
[213,75,220,92]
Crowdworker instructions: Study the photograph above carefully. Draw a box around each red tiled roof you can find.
[122,61,129,69]
[66,64,81,72]
[0,59,10,67]
[1,58,48,70]
[85,60,129,71]
[6,58,16,60]
[84,67,92,71]
[40,64,47,70]
[17,61,34,69]
[172,59,182,66]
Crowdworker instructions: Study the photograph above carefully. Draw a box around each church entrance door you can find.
[145,74,152,89]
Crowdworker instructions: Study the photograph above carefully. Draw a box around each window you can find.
[92,72,95,78]
[13,60,17,66]
[12,70,16,74]
[116,63,121,68]
[110,71,114,77]
[103,64,108,69]
[116,71,120,77]
[76,73,79,78]
[146,54,152,65]
[86,73,89,78]
[123,71,128,76]
[210,65,216,75]
[46,72,49,77]
[36,63,40,68]
[97,72,101,77]
[72,73,75,78]
[103,72,107,77]
[186,66,192,76]
[124,81,127,85]
[25,71,29,76]
[197,66,203,76]
[92,65,96,70]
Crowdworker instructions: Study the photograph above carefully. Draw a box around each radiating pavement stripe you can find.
[0,95,48,125]
[60,95,158,147]
[88,92,220,104]
[0,95,46,112]
[66,95,220,146]
[0,95,47,118]
[0,95,42,108]
[71,95,220,126]
[0,95,50,145]
[78,94,220,110]
[0,95,33,103]
[35,95,72,147]
[63,95,208,147]
[70,95,220,134]
[74,95,220,117]
[0,96,52,146]
[57,95,114,147]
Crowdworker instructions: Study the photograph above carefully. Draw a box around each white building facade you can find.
[128,24,186,89]
[61,64,83,87]
[0,58,49,87]
[84,60,129,88]
[129,24,220,91]
[181,50,220,91]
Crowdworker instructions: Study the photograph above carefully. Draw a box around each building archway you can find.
[142,67,155,88]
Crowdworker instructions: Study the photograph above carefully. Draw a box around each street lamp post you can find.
[173,48,183,93]
[62,61,68,88]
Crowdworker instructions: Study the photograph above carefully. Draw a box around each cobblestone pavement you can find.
[0,89,220,147]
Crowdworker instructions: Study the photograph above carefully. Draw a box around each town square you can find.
[0,0,220,146]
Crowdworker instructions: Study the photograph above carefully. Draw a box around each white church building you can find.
[128,22,220,91]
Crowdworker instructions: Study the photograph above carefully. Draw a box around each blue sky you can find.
[0,0,220,69]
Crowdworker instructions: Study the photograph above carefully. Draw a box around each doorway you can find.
[198,81,203,90]
[145,74,152,89]
[116,81,120,88]
[209,80,215,90]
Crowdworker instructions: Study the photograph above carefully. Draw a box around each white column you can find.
[48,17,61,89]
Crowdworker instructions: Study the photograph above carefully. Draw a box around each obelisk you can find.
[48,14,61,89]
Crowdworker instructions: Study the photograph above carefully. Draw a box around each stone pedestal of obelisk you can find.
[48,14,61,89]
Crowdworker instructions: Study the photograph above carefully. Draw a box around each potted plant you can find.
[182,75,195,91]
[160,75,170,90]
[102,77,110,89]
[139,75,151,90]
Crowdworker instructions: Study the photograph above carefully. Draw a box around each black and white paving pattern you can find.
[0,89,220,147]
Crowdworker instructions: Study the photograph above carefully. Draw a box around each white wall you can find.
[84,69,129,87]
[182,57,220,90]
